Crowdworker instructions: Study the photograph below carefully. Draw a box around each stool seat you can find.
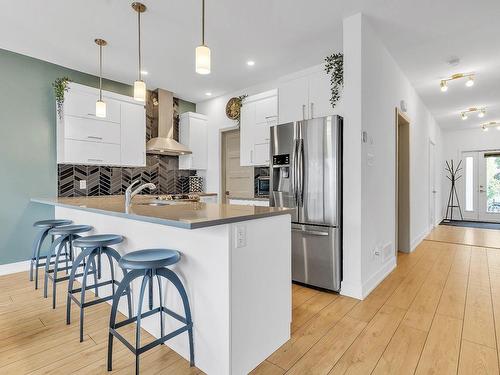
[34,219,73,228]
[49,224,93,236]
[119,249,181,270]
[73,234,123,248]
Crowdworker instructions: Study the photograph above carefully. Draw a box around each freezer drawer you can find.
[292,224,341,291]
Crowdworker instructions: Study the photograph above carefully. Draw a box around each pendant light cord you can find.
[99,44,103,101]
[138,9,142,80]
[202,0,205,46]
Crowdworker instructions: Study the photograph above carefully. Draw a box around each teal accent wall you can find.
[0,48,194,265]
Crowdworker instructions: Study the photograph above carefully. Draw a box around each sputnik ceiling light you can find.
[95,38,107,118]
[195,0,211,74]
[481,121,500,131]
[440,72,475,92]
[461,107,486,120]
[132,2,147,102]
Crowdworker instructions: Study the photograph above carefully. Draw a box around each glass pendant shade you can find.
[134,80,146,102]
[196,45,211,74]
[95,100,106,118]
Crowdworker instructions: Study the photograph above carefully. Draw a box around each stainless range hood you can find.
[146,89,192,156]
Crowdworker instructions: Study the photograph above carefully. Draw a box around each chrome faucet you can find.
[125,180,156,206]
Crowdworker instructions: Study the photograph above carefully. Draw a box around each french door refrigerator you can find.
[270,116,342,291]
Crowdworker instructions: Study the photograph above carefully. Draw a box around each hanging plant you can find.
[53,77,71,119]
[324,53,343,109]
[225,94,248,125]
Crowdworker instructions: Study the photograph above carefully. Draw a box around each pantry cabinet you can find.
[240,89,278,166]
[57,82,146,167]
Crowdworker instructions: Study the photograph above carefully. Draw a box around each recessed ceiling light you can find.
[247,60,255,66]
[205,92,212,96]
[141,70,148,76]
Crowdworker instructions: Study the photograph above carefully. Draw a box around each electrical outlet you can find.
[235,225,247,248]
[79,180,87,189]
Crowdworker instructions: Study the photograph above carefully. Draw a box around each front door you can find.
[462,150,500,222]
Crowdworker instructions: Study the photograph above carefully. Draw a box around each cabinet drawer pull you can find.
[88,158,103,162]
[265,116,277,119]
[87,136,103,140]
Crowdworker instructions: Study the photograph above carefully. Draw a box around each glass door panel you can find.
[479,152,500,221]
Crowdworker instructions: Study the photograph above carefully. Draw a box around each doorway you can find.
[220,128,254,203]
[461,150,500,222]
[395,109,411,253]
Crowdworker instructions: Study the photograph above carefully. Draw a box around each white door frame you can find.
[428,139,436,230]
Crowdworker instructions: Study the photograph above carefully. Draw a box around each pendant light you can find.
[195,0,211,74]
[132,2,147,102]
[95,38,107,118]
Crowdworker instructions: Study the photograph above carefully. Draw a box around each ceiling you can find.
[1,0,500,130]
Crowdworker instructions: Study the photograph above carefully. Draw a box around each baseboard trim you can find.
[361,257,397,299]
[0,260,30,276]
[411,228,431,252]
[340,280,364,300]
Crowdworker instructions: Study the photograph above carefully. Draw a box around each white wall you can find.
[196,64,343,196]
[441,127,500,216]
[342,14,443,299]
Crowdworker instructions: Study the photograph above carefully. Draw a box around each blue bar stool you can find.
[67,234,132,342]
[30,219,73,289]
[107,249,194,375]
[43,224,93,309]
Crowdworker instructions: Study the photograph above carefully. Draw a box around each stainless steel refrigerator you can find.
[270,116,342,291]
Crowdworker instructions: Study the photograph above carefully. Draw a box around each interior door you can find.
[462,150,500,222]
[222,129,254,203]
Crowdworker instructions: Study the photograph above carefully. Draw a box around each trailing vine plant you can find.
[324,53,343,109]
[53,77,71,119]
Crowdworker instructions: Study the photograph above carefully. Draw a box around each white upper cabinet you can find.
[278,76,309,124]
[120,101,146,167]
[179,112,208,170]
[240,89,277,166]
[278,65,339,123]
[57,82,146,167]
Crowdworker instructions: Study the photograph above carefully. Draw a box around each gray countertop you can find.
[31,196,291,230]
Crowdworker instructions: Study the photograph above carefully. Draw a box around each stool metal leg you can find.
[43,236,65,299]
[156,274,165,340]
[156,268,195,366]
[108,269,143,372]
[135,274,150,375]
[79,252,97,342]
[67,247,93,325]
[31,228,49,288]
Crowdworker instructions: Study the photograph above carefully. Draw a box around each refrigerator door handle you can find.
[291,228,329,236]
[292,138,299,204]
[297,138,304,206]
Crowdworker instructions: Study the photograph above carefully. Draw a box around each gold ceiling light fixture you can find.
[440,72,475,92]
[132,2,147,102]
[461,107,486,120]
[195,0,211,74]
[95,38,107,118]
[480,121,500,131]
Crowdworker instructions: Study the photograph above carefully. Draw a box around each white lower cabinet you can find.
[228,198,270,207]
[199,195,218,204]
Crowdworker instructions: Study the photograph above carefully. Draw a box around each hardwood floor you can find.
[1,225,500,374]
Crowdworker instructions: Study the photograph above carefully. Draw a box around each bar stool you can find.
[43,224,93,309]
[107,249,194,375]
[67,234,132,342]
[30,219,73,289]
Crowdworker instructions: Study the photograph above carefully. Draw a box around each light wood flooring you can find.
[1,225,500,374]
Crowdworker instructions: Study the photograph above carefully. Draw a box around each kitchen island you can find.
[32,196,292,375]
